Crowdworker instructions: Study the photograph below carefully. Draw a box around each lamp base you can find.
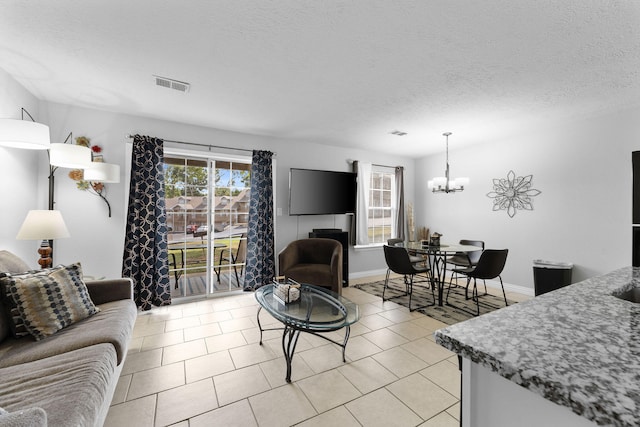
[37,240,52,269]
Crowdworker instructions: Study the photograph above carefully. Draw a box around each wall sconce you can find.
[84,162,120,182]
[83,161,121,217]
[0,108,50,149]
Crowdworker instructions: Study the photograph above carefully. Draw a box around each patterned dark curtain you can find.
[122,135,171,310]
[243,150,275,290]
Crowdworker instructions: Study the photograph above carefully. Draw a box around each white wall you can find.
[416,107,640,289]
[12,75,637,290]
[0,100,414,279]
[0,69,44,267]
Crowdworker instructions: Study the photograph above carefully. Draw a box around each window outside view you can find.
[164,155,250,298]
[368,169,395,244]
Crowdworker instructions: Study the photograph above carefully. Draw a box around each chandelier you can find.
[427,132,469,193]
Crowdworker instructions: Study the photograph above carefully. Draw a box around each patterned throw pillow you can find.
[1,263,100,341]
[0,269,51,338]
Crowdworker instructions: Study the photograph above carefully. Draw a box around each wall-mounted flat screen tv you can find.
[289,168,357,215]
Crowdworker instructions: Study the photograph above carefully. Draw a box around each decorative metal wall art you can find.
[487,170,541,218]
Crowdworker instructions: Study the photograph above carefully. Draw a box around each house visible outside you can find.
[166,189,250,235]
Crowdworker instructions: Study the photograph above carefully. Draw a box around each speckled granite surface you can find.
[435,267,640,427]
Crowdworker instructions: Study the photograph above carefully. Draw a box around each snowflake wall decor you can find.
[487,170,541,218]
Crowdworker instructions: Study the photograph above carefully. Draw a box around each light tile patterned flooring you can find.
[106,275,530,427]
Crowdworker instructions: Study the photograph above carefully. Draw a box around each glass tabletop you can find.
[403,241,483,254]
[255,284,360,331]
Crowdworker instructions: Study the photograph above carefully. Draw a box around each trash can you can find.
[533,260,573,296]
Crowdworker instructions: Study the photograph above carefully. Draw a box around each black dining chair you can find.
[448,239,485,298]
[387,238,425,265]
[446,249,509,316]
[383,245,433,312]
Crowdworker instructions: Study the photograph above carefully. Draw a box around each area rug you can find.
[355,277,515,325]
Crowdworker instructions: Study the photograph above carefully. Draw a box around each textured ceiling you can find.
[1,1,639,157]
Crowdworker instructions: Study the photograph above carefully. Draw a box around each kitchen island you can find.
[435,267,640,427]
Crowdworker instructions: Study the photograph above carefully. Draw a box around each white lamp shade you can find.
[427,180,434,189]
[0,119,50,150]
[16,210,70,240]
[83,162,120,183]
[433,177,447,187]
[456,177,470,187]
[49,143,92,168]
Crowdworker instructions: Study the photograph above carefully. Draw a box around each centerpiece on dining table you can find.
[425,232,442,247]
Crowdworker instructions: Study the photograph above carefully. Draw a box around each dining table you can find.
[403,241,483,307]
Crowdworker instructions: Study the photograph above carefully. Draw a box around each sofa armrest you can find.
[85,278,134,305]
[0,407,47,427]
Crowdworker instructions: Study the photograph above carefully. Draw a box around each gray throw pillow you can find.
[1,263,99,341]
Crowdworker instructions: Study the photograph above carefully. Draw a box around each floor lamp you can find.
[42,134,91,261]
[1,108,90,266]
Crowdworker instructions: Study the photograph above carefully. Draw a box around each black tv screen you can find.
[289,168,357,215]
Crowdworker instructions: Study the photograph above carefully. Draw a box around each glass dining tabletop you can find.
[403,241,483,254]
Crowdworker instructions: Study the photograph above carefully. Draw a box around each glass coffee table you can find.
[255,283,360,382]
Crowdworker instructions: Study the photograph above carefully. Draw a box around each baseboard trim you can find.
[349,268,388,280]
[484,279,534,297]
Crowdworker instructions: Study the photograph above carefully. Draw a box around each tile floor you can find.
[105,276,530,427]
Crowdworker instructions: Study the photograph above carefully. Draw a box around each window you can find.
[367,167,396,244]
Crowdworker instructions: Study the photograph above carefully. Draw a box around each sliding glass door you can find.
[164,154,250,298]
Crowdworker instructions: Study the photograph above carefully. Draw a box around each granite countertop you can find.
[435,267,640,427]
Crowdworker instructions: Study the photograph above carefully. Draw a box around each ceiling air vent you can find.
[153,75,191,93]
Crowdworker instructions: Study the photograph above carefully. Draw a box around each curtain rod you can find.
[126,134,272,155]
[349,160,399,169]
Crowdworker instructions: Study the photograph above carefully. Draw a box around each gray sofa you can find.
[0,250,137,427]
